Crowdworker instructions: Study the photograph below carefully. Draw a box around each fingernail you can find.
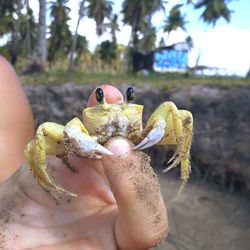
[105,138,132,157]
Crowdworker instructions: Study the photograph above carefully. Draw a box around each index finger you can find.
[102,138,168,249]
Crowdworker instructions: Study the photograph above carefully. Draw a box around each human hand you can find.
[0,138,168,249]
[0,56,34,182]
[0,85,168,249]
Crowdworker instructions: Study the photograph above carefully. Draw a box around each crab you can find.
[24,85,193,197]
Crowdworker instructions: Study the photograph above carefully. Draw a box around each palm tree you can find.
[0,0,38,66]
[48,0,72,62]
[73,35,89,67]
[0,0,15,15]
[68,0,86,71]
[20,2,37,58]
[122,0,165,50]
[37,0,47,71]
[99,40,117,64]
[163,4,186,36]
[138,26,157,54]
[103,14,120,44]
[109,14,119,44]
[87,0,113,36]
[11,0,22,64]
[0,0,16,37]
[76,35,88,54]
[0,2,15,60]
[121,0,165,72]
[194,0,232,26]
[69,0,113,71]
[24,0,31,57]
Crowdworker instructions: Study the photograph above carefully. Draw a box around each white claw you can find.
[162,164,175,173]
[163,157,181,173]
[64,127,113,158]
[167,152,178,164]
[134,121,166,150]
[95,143,113,156]
[133,137,150,150]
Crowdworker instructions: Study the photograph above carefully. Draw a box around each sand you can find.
[153,174,250,250]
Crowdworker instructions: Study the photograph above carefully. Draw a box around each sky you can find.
[30,0,250,76]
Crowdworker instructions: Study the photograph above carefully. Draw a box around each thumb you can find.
[102,138,168,250]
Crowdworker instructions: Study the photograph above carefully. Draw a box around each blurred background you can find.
[1,0,250,249]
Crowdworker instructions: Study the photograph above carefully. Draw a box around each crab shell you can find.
[82,103,144,144]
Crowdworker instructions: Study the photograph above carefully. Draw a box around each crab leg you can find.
[134,102,193,192]
[24,122,77,197]
[135,101,183,150]
[25,119,113,197]
[64,117,113,159]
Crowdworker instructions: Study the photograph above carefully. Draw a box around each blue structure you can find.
[154,43,188,72]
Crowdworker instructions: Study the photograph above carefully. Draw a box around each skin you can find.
[0,56,34,182]
[87,85,124,107]
[0,80,168,249]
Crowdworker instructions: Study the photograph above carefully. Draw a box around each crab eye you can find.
[126,87,134,102]
[95,87,104,103]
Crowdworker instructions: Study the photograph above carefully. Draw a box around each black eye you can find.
[126,87,134,102]
[95,87,104,103]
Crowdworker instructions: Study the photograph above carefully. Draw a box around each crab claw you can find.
[64,127,113,159]
[134,120,166,150]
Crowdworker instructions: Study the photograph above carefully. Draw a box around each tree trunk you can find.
[25,0,31,58]
[68,0,85,72]
[111,29,117,44]
[11,0,22,65]
[38,0,47,72]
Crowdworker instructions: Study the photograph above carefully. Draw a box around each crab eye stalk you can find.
[95,87,104,103]
[126,87,134,102]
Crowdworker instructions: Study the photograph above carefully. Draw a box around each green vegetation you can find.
[0,0,234,74]
[3,1,247,89]
[20,70,250,89]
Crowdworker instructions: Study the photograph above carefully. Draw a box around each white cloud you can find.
[189,27,250,76]
[116,25,131,45]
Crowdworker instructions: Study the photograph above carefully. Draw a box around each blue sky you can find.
[30,0,250,76]
[184,0,250,30]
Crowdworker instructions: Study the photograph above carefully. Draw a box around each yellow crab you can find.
[24,85,193,197]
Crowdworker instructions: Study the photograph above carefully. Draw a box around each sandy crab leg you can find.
[134,121,166,150]
[64,118,113,159]
[24,122,77,197]
[134,102,193,195]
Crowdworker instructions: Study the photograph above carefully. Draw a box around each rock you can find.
[24,83,250,195]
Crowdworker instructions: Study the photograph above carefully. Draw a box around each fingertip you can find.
[104,137,132,158]
[101,138,137,185]
[87,85,124,107]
